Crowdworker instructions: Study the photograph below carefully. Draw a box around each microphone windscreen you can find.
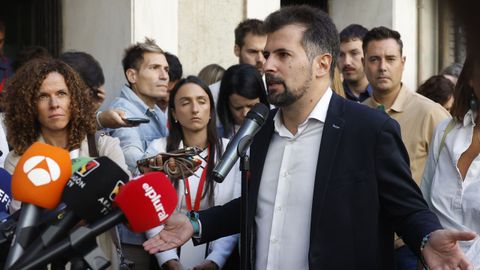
[0,168,12,220]
[62,156,129,222]
[115,172,177,232]
[12,142,72,209]
[71,157,93,173]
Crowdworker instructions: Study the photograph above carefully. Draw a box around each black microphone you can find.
[11,172,178,270]
[212,103,269,183]
[15,156,129,265]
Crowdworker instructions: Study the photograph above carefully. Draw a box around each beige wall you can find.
[178,0,280,77]
[178,0,243,77]
[62,0,132,109]
[62,0,280,107]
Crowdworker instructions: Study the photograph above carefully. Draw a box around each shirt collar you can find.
[389,84,411,113]
[463,109,478,127]
[343,82,373,102]
[273,88,333,137]
[120,84,159,115]
[368,84,409,113]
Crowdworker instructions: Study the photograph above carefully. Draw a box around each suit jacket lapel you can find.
[247,108,276,269]
[249,109,276,218]
[310,94,345,235]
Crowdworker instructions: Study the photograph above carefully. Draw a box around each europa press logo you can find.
[23,156,61,186]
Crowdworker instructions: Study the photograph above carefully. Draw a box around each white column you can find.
[132,0,178,54]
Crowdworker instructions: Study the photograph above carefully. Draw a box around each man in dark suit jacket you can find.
[144,5,475,270]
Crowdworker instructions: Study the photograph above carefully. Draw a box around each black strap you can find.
[87,133,99,157]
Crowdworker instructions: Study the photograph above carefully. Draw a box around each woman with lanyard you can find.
[142,76,241,270]
[217,64,269,138]
[3,58,130,269]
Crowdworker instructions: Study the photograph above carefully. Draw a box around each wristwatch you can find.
[187,211,201,237]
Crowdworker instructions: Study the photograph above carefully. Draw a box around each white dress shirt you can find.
[421,110,480,266]
[255,89,332,270]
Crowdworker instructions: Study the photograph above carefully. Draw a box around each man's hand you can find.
[422,229,476,270]
[97,109,133,129]
[143,213,194,254]
[193,260,219,270]
[93,86,106,110]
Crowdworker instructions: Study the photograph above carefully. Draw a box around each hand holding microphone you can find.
[137,146,203,179]
[11,172,178,270]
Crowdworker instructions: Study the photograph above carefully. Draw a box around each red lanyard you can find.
[0,78,5,93]
[185,146,209,211]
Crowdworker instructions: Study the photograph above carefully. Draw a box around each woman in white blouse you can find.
[143,76,240,270]
[421,56,480,266]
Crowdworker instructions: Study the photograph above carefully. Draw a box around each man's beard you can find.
[266,74,310,107]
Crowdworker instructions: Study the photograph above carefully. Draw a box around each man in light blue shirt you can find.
[108,38,169,269]
[108,38,169,174]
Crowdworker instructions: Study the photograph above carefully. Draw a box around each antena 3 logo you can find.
[23,156,61,186]
[143,183,168,222]
[76,160,100,177]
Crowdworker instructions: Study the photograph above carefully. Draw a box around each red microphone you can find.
[11,172,178,270]
[5,142,71,268]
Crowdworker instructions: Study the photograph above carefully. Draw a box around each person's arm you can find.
[145,220,180,267]
[375,118,442,250]
[96,109,141,129]
[97,135,131,178]
[376,118,475,269]
[109,125,145,174]
[143,198,241,254]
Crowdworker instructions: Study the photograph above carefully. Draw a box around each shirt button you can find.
[276,206,282,211]
[271,237,278,243]
[284,171,289,177]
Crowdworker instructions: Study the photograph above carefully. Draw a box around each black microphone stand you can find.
[238,137,252,270]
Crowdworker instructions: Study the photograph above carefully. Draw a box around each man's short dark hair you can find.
[60,51,105,89]
[339,24,368,43]
[12,46,51,72]
[122,38,164,74]
[234,19,266,48]
[122,38,164,85]
[363,26,403,55]
[165,52,183,81]
[264,5,339,77]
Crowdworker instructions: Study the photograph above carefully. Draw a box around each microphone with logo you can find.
[212,103,269,183]
[0,157,91,260]
[16,156,130,265]
[0,168,12,221]
[0,168,12,268]
[4,142,72,269]
[11,172,178,270]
